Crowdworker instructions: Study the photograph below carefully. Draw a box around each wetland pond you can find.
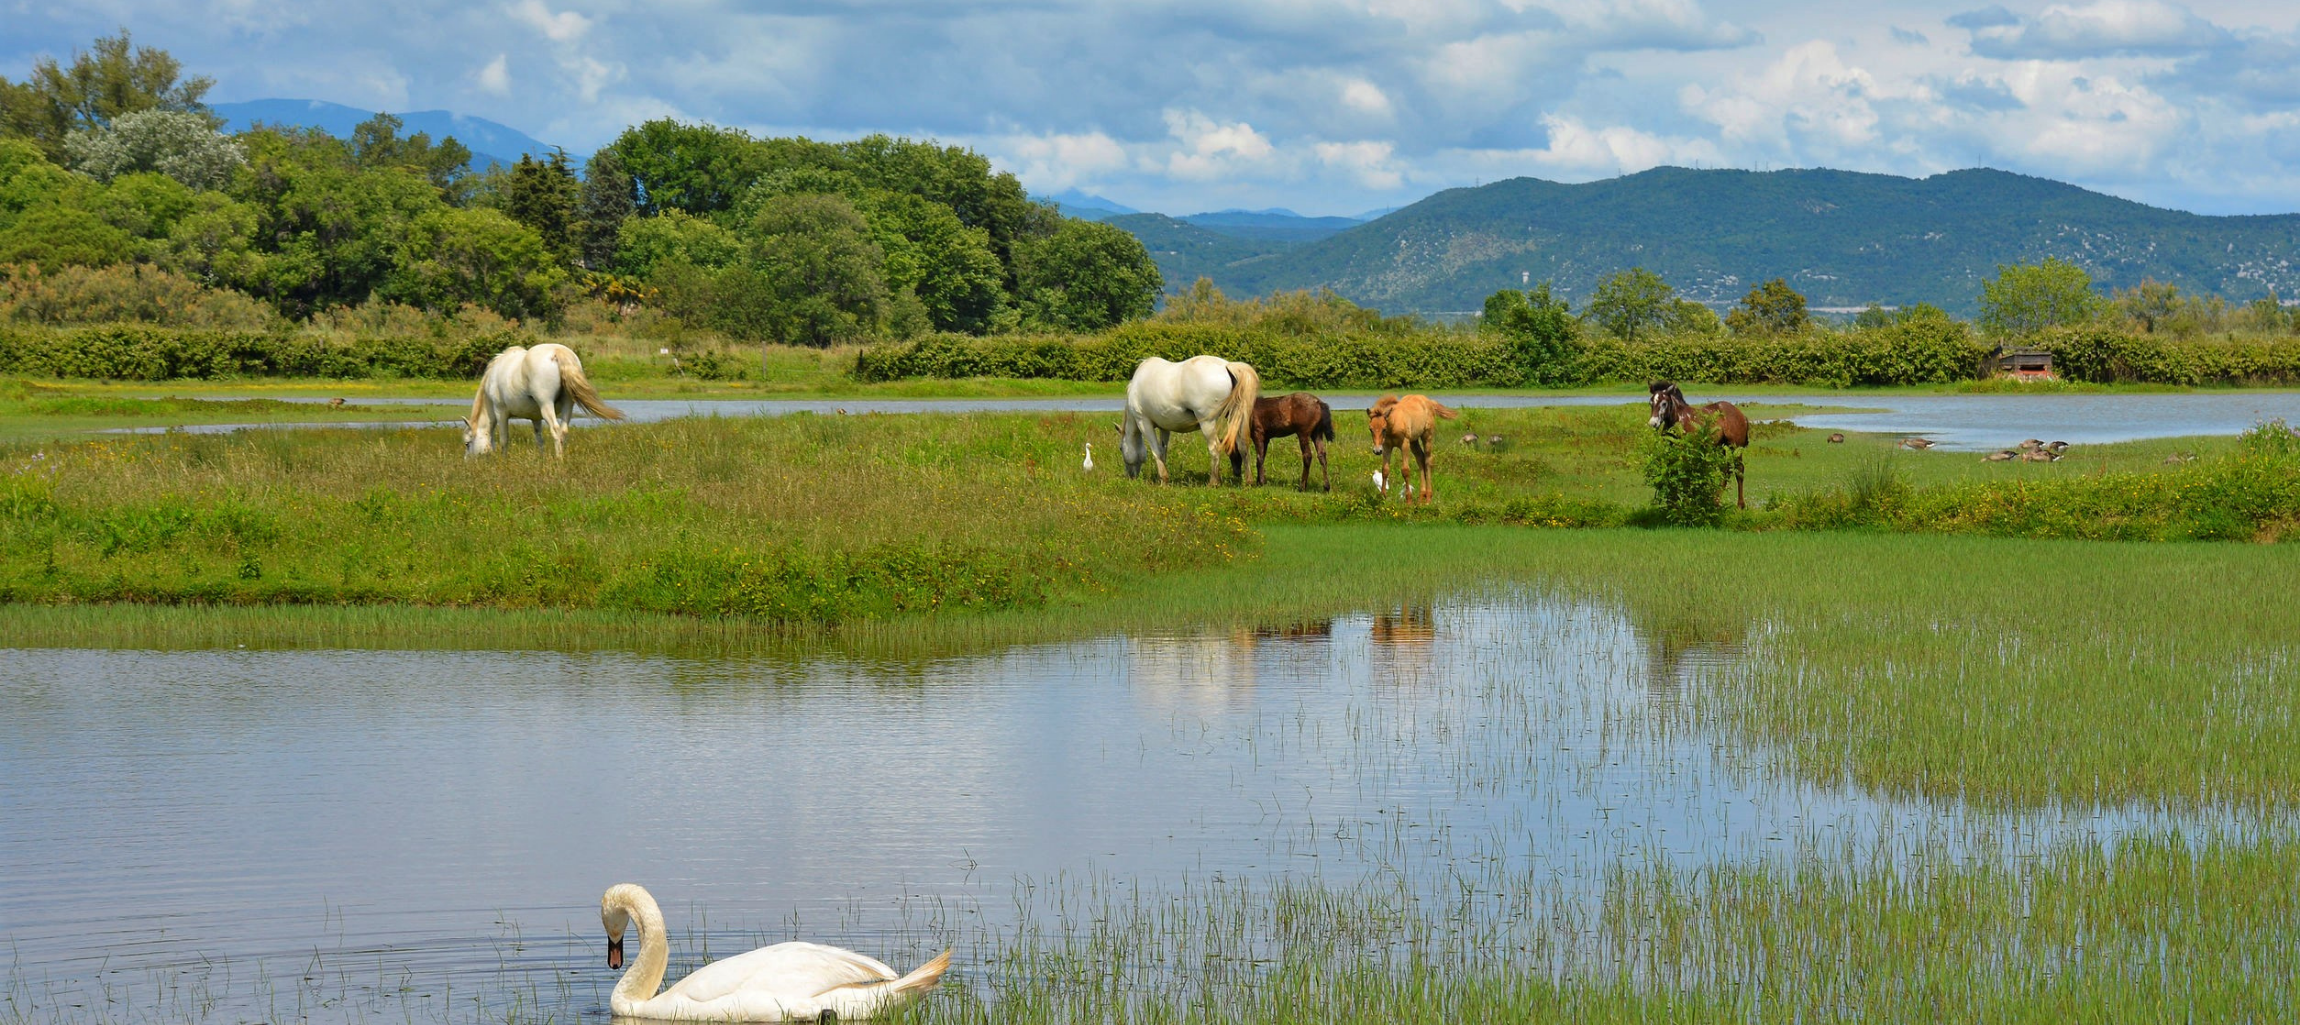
[0,596,2260,1023]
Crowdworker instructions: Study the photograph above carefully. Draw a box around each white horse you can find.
[464,343,625,458]
[1120,355,1261,484]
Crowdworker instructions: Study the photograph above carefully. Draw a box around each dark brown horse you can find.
[1231,392,1335,490]
[1648,381,1752,508]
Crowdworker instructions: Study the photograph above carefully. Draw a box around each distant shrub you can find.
[0,324,520,380]
[1,263,281,330]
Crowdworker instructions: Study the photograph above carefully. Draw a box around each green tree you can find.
[0,31,214,161]
[1725,278,1809,335]
[2113,278,2183,334]
[615,209,742,278]
[859,191,1007,333]
[502,150,581,264]
[1016,219,1161,330]
[575,149,635,271]
[228,126,445,316]
[737,193,887,345]
[605,119,773,217]
[1667,298,1724,337]
[0,204,135,268]
[89,171,198,241]
[0,138,90,227]
[378,206,566,321]
[348,114,473,198]
[1482,282,1579,386]
[2247,290,2289,334]
[63,109,244,190]
[1979,257,2101,337]
[1585,267,1675,340]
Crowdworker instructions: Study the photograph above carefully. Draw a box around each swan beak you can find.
[608,937,624,969]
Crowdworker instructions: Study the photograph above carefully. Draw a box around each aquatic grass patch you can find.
[916,834,2299,1025]
[1776,420,2300,540]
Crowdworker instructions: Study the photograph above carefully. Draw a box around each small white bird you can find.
[1083,442,1095,472]
[1372,469,1386,492]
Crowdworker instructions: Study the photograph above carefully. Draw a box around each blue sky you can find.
[8,0,2300,217]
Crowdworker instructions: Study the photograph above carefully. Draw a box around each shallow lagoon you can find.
[0,596,2257,1023]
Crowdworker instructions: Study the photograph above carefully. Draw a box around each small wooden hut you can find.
[1990,347,2054,380]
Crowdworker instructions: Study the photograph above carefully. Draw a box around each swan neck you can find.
[610,888,671,1012]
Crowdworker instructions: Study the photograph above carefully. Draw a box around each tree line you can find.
[0,32,1163,344]
[1480,258,2298,383]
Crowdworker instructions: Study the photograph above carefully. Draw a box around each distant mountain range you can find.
[1133,167,2300,315]
[211,99,563,170]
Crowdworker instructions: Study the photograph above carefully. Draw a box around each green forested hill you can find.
[1164,167,2300,315]
[1105,213,1297,290]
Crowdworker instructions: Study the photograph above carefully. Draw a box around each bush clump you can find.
[1640,423,1739,527]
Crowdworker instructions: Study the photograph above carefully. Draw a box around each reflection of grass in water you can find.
[10,522,2300,808]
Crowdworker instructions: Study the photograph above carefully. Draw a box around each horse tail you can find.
[1312,401,1335,442]
[1214,361,1260,455]
[551,347,625,421]
[1430,400,1461,421]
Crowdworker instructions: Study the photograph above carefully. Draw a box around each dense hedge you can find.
[0,325,524,380]
[856,318,1992,388]
[854,323,1523,388]
[2038,328,2300,385]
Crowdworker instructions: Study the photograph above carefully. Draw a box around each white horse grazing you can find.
[1120,355,1261,484]
[464,343,625,458]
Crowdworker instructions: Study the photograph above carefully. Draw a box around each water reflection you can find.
[0,597,2269,1024]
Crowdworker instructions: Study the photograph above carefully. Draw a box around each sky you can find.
[8,0,2300,218]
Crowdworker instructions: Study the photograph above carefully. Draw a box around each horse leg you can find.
[1735,449,1747,509]
[1295,433,1313,491]
[1415,439,1433,504]
[1254,435,1268,486]
[1121,413,1146,479]
[1152,428,1171,484]
[1200,418,1224,486]
[540,404,569,459]
[1315,436,1330,492]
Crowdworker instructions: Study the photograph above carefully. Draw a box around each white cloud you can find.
[1161,109,1280,181]
[510,0,590,43]
[1964,0,2227,58]
[995,130,1132,191]
[1339,78,1393,118]
[1315,139,1403,189]
[1503,113,1721,175]
[475,53,511,96]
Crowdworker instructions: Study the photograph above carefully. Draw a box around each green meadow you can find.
[4,395,2297,1023]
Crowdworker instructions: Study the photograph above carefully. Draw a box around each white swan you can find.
[601,883,950,1021]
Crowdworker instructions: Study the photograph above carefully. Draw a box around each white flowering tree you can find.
[65,109,245,190]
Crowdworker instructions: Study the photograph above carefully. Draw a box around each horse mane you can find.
[465,380,488,427]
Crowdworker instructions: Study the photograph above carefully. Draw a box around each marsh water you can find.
[0,598,2239,1023]
[118,391,2300,450]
